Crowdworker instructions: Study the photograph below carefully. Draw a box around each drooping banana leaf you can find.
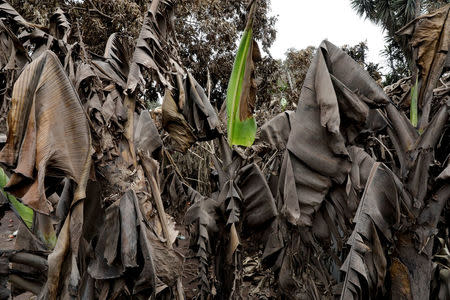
[49,8,70,42]
[226,0,261,147]
[126,0,177,94]
[0,160,59,251]
[184,184,220,296]
[125,0,179,162]
[340,163,399,300]
[91,33,131,89]
[183,72,220,140]
[0,0,28,27]
[278,40,389,227]
[162,89,196,152]
[270,40,395,299]
[0,50,91,215]
[161,72,220,152]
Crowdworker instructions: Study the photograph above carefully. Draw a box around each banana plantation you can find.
[0,0,449,299]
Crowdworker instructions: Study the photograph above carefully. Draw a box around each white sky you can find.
[269,0,388,70]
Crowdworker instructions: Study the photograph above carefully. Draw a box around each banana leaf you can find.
[226,1,261,147]
[0,167,33,229]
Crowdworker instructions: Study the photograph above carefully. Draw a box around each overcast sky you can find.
[269,0,388,69]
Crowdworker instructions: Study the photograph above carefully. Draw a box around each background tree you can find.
[381,35,410,84]
[341,41,382,82]
[261,46,316,111]
[9,0,278,108]
[174,0,277,107]
[270,42,381,113]
[351,0,450,84]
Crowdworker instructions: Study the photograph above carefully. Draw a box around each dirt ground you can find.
[0,210,18,251]
[1,210,34,300]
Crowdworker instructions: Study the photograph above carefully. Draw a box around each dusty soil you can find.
[0,210,19,250]
[1,210,34,300]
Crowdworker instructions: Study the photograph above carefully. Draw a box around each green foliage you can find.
[280,97,287,110]
[410,76,418,127]
[0,167,33,229]
[350,0,417,34]
[226,21,256,147]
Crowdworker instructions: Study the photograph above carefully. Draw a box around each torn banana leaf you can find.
[92,33,131,89]
[270,40,396,299]
[341,163,399,300]
[0,20,29,73]
[183,73,220,140]
[134,109,162,157]
[0,0,28,27]
[184,185,220,295]
[88,190,182,296]
[161,73,220,152]
[126,1,178,93]
[226,2,261,147]
[49,8,70,42]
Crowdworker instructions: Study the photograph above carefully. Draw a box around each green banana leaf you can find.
[0,167,33,229]
[410,76,418,128]
[0,167,56,249]
[226,1,260,147]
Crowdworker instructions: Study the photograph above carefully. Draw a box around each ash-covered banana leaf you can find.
[162,73,219,152]
[260,110,294,151]
[126,0,178,93]
[91,33,131,89]
[0,20,29,72]
[268,38,449,300]
[226,1,261,147]
[88,189,182,297]
[0,0,28,26]
[340,163,399,300]
[0,50,92,299]
[268,40,395,299]
[182,73,220,140]
[278,40,389,227]
[184,184,220,296]
[201,136,277,297]
[48,8,70,42]
[162,89,196,153]
[0,50,91,215]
